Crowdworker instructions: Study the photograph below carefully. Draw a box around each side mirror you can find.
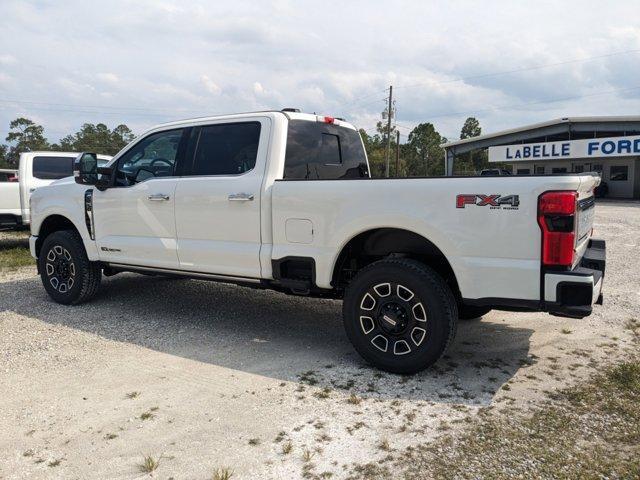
[74,152,98,185]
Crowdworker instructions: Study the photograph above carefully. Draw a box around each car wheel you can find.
[458,305,492,320]
[343,258,458,374]
[38,229,101,305]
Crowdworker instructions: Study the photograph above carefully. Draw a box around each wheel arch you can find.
[331,227,460,297]
[35,214,81,258]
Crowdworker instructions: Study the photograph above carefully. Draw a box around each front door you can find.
[174,118,270,278]
[93,128,188,269]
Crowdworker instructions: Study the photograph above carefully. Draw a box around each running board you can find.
[105,263,261,284]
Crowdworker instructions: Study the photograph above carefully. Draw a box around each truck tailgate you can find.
[574,174,600,264]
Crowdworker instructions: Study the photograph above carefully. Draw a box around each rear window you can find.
[284,120,369,180]
[33,156,74,180]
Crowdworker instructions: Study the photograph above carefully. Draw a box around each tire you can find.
[343,258,458,374]
[458,305,492,320]
[38,229,101,305]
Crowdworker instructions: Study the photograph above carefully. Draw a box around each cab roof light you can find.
[323,116,335,124]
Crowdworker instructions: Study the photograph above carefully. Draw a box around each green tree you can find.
[362,120,404,178]
[54,123,135,155]
[5,117,50,165]
[458,117,487,174]
[460,117,481,139]
[0,144,9,168]
[404,123,447,176]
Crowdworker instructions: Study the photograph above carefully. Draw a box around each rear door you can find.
[174,118,270,278]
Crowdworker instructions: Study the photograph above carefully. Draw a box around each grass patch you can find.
[137,455,160,473]
[140,411,155,421]
[211,467,234,480]
[385,359,640,480]
[0,246,33,270]
[302,448,315,462]
[281,441,293,455]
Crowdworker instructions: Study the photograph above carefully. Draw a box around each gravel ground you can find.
[0,200,638,479]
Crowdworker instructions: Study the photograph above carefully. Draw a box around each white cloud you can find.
[0,54,16,64]
[96,72,119,84]
[201,75,222,95]
[0,0,639,142]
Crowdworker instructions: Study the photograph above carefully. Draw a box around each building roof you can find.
[442,116,640,155]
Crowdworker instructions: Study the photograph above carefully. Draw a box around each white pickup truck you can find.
[0,152,111,230]
[28,110,606,373]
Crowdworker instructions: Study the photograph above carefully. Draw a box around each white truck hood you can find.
[49,176,76,186]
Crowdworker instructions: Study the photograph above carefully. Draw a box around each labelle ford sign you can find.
[488,134,640,163]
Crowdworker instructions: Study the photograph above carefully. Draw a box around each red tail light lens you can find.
[538,191,577,215]
[538,191,577,267]
[541,231,576,265]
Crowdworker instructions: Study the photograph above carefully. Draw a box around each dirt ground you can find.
[0,200,638,479]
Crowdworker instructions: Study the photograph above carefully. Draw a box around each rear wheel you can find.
[343,258,457,374]
[38,230,101,305]
[458,305,492,320]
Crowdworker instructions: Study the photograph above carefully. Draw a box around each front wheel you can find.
[343,258,458,374]
[38,230,101,305]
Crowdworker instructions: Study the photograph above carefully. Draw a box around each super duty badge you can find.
[456,194,520,210]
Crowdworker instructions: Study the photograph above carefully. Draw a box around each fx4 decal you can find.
[456,194,520,210]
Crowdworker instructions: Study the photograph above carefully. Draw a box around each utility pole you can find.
[395,130,400,177]
[384,85,393,178]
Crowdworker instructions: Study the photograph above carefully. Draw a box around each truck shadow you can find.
[0,273,535,405]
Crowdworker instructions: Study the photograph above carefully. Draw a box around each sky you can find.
[1,0,640,145]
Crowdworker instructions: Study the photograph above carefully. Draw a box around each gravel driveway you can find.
[1,200,638,479]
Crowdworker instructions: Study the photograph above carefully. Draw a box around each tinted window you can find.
[33,156,74,180]
[516,168,530,175]
[610,165,628,181]
[284,121,369,180]
[535,166,545,174]
[552,167,567,174]
[190,122,261,176]
[114,129,184,186]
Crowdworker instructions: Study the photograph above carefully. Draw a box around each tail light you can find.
[538,191,577,266]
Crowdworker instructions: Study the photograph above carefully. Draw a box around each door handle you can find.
[228,193,254,201]
[147,193,170,201]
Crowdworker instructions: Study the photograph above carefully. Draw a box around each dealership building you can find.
[443,116,640,198]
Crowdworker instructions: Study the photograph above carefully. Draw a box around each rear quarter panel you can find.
[271,175,583,301]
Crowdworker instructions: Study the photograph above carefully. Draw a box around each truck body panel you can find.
[28,112,603,304]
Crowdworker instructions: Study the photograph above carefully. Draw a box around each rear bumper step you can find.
[545,238,606,319]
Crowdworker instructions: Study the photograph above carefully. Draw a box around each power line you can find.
[385,84,640,138]
[394,48,640,91]
[340,87,390,107]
